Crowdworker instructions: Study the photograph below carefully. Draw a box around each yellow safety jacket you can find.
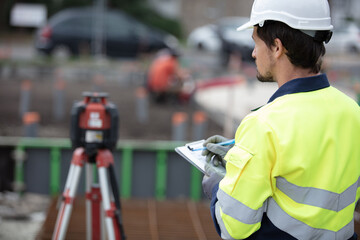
[212,74,360,240]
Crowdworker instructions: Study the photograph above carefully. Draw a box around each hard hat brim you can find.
[236,17,334,32]
[237,21,256,31]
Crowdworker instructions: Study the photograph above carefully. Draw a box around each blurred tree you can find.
[109,0,182,38]
[0,0,11,31]
[50,0,92,15]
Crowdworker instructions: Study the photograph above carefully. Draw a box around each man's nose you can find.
[252,48,256,59]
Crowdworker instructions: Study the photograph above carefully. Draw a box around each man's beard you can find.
[256,70,275,82]
[256,54,276,82]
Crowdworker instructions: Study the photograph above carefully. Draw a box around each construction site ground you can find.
[1,193,359,240]
[37,196,219,240]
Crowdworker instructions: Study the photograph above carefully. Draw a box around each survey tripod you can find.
[52,92,125,240]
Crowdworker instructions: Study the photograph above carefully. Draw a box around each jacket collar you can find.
[268,73,330,103]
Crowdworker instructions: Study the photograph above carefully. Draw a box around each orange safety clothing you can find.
[148,55,177,92]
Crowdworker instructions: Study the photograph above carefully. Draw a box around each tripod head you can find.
[70,92,119,158]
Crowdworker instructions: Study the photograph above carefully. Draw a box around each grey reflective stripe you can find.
[217,188,265,225]
[267,198,354,240]
[215,201,235,240]
[276,176,360,211]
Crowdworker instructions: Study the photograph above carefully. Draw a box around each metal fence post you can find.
[121,147,133,199]
[155,150,167,200]
[50,147,61,196]
[13,146,26,194]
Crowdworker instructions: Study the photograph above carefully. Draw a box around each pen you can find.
[188,139,235,151]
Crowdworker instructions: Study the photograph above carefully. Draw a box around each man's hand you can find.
[202,160,226,199]
[202,135,234,167]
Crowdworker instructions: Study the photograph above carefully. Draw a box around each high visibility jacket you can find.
[211,74,360,240]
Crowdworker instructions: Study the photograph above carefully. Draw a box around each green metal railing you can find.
[0,137,203,201]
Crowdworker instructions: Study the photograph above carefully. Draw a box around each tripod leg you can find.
[97,149,122,240]
[87,184,102,240]
[86,163,92,240]
[52,148,86,240]
[86,163,104,240]
[108,164,126,239]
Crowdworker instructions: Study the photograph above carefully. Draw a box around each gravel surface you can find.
[0,192,50,240]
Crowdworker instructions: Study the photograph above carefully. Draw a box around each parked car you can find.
[186,17,254,64]
[187,24,221,52]
[35,7,178,58]
[326,22,360,55]
[217,17,254,63]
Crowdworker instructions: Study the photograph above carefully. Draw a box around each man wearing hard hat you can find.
[201,0,360,239]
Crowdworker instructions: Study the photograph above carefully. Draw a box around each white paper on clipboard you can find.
[175,140,206,174]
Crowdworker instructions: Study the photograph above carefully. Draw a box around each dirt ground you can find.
[0,59,223,141]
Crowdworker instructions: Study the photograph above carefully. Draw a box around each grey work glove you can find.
[201,135,234,167]
[202,160,226,199]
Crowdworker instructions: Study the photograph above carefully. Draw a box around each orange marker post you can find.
[93,74,105,92]
[23,112,40,137]
[192,111,208,140]
[19,79,32,117]
[135,87,149,124]
[172,112,188,141]
[53,75,66,121]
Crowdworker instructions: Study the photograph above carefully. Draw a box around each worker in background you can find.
[147,48,188,104]
[201,0,360,239]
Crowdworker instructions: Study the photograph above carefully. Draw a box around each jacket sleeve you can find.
[213,115,276,239]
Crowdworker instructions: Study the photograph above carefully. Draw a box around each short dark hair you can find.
[256,21,326,73]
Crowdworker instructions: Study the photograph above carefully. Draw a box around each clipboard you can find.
[175,140,206,174]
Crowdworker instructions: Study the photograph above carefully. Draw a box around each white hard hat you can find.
[237,0,333,31]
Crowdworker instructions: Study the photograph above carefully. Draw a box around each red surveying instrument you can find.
[52,92,125,240]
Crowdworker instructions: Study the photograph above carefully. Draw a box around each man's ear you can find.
[272,38,285,59]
